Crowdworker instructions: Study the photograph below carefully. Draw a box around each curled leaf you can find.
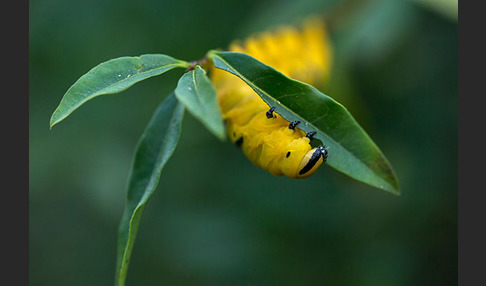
[208,51,399,194]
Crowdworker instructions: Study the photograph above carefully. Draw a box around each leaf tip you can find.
[216,129,227,142]
[380,179,401,196]
[49,111,62,130]
[388,171,401,196]
[49,116,57,130]
[206,122,227,142]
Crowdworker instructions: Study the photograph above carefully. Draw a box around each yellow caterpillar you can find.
[210,18,333,178]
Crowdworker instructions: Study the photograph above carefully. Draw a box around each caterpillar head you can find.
[295,146,328,178]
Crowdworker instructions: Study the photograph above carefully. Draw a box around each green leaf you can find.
[50,54,190,128]
[208,51,399,194]
[174,65,226,141]
[115,93,184,286]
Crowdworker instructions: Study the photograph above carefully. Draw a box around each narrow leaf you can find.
[174,65,226,141]
[208,51,399,194]
[50,54,190,128]
[115,93,184,286]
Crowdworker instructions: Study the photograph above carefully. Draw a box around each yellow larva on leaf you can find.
[211,17,332,178]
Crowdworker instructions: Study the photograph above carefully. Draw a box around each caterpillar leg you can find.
[288,121,301,130]
[306,131,317,140]
[266,106,276,118]
[319,145,329,162]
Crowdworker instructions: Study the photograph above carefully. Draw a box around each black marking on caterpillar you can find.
[235,137,243,148]
[299,146,328,175]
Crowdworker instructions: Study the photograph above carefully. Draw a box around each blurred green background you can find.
[29,0,457,285]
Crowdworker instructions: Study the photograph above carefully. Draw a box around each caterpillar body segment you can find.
[222,90,327,178]
[211,17,332,179]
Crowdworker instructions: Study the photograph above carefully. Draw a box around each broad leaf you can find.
[115,93,184,286]
[174,65,226,140]
[208,51,399,194]
[50,54,190,128]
